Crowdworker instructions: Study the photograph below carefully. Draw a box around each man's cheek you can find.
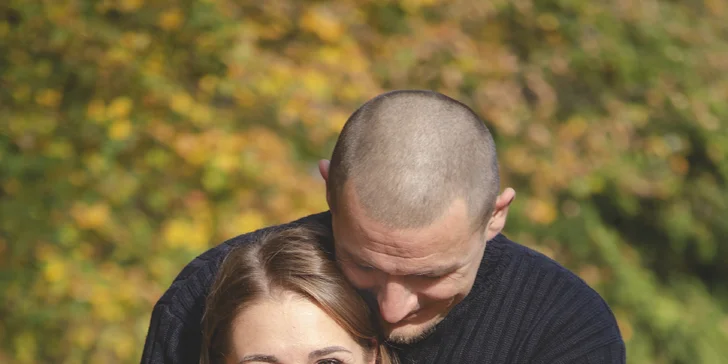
[419,282,461,301]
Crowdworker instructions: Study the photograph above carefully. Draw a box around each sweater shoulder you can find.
[493,234,623,350]
[493,233,599,295]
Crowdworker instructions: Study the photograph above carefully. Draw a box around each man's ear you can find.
[318,159,330,182]
[486,188,516,241]
[319,159,332,209]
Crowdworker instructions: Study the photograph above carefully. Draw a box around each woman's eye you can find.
[316,359,343,364]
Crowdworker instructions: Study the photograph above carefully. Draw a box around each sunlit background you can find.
[1,0,727,363]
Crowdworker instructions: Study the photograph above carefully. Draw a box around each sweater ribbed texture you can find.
[141,212,625,364]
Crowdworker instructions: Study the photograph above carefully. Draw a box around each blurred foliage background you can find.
[1,0,727,363]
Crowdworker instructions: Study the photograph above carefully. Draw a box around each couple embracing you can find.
[142,90,625,364]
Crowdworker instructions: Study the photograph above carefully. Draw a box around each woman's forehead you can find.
[230,295,360,354]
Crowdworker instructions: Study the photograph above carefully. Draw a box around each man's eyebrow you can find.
[338,247,375,267]
[415,266,454,277]
[309,346,352,359]
[239,354,281,363]
[339,247,457,276]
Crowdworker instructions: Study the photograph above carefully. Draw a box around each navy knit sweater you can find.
[141,212,625,364]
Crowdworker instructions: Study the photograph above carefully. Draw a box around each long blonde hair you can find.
[200,226,396,364]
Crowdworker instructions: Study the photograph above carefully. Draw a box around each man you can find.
[142,90,625,363]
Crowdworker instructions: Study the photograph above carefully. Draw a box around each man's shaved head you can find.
[327,90,500,230]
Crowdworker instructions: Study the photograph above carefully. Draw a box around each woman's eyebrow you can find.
[309,346,352,359]
[239,354,281,363]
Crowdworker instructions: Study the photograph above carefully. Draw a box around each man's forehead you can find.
[334,182,476,244]
[336,213,474,255]
[334,231,471,273]
[336,242,460,276]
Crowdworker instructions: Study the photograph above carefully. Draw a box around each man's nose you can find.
[377,277,418,324]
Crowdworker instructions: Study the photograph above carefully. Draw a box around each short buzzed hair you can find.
[327,90,500,230]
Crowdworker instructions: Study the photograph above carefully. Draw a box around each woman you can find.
[200,226,397,364]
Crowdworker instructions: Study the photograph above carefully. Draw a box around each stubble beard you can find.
[384,316,444,345]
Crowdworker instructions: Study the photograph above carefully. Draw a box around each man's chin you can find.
[383,317,443,345]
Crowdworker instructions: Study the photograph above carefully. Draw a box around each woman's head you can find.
[201,226,395,364]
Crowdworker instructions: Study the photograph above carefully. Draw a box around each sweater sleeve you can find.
[140,302,200,364]
[140,270,217,364]
[140,244,232,364]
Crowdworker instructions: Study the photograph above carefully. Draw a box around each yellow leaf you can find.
[14,332,37,363]
[503,146,536,175]
[12,85,31,102]
[35,89,62,108]
[98,300,125,322]
[198,75,219,93]
[318,47,342,66]
[188,222,211,251]
[190,104,212,125]
[707,142,724,163]
[170,92,193,115]
[119,0,144,13]
[148,257,173,281]
[162,219,191,248]
[69,170,87,186]
[302,70,331,100]
[107,47,133,65]
[159,8,184,31]
[144,53,165,75]
[537,13,560,31]
[117,279,137,304]
[645,136,670,158]
[328,110,349,133]
[300,7,344,43]
[113,333,135,359]
[174,133,208,165]
[526,198,558,225]
[3,178,21,195]
[558,116,588,142]
[121,31,151,50]
[401,0,438,13]
[108,119,132,140]
[340,84,361,102]
[43,258,67,283]
[234,211,266,234]
[35,61,52,78]
[71,325,95,350]
[87,99,106,122]
[46,141,73,159]
[705,0,726,16]
[88,284,122,323]
[668,156,689,175]
[71,202,111,229]
[0,21,9,38]
[213,153,239,173]
[578,265,602,286]
[614,310,634,342]
[233,88,256,107]
[106,97,133,119]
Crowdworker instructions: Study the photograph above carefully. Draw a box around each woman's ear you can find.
[369,339,379,364]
